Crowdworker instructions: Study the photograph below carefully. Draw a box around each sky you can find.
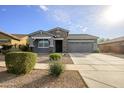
[0,5,124,39]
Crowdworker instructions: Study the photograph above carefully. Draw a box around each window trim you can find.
[38,39,49,48]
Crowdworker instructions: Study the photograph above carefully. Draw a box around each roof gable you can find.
[48,27,69,32]
[29,30,43,36]
[29,30,55,37]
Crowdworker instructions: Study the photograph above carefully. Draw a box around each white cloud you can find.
[45,8,88,33]
[76,24,83,28]
[82,27,88,32]
[39,5,49,11]
[75,24,88,32]
[52,10,71,23]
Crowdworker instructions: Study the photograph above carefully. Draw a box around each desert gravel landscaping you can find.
[0,67,87,88]
[37,53,73,64]
[0,53,73,64]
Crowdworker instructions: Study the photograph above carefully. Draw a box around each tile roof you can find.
[29,30,55,37]
[68,34,98,40]
[28,27,98,40]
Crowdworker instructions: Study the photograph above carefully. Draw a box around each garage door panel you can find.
[68,42,93,53]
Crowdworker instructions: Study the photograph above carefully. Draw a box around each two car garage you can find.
[67,34,98,53]
[68,42,94,53]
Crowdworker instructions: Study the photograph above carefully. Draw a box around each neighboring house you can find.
[12,34,28,45]
[98,36,124,54]
[0,31,20,45]
[29,27,98,53]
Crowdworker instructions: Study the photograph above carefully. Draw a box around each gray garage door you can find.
[68,42,93,53]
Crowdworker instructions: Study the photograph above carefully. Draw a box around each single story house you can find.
[99,36,124,54]
[0,31,20,45]
[29,27,98,53]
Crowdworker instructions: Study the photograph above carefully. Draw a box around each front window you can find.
[38,39,49,48]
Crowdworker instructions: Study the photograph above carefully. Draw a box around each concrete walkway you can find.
[70,53,124,88]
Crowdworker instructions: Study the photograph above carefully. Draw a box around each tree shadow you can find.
[21,74,58,88]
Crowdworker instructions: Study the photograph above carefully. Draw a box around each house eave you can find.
[31,37,51,39]
[0,31,20,41]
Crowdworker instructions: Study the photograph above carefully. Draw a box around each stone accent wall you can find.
[48,47,54,52]
[49,30,68,52]
[93,40,98,51]
[63,39,68,53]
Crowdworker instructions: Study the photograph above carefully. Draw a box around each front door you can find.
[55,40,63,52]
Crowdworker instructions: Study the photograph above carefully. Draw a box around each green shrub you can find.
[19,44,31,52]
[92,48,100,53]
[2,45,13,50]
[1,50,11,55]
[49,62,64,77]
[5,52,37,75]
[1,45,13,55]
[49,53,62,61]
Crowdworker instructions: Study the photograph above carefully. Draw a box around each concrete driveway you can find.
[69,53,124,88]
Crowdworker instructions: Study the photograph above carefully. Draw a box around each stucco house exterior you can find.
[99,36,124,54]
[29,27,98,53]
[12,34,28,45]
[0,31,28,46]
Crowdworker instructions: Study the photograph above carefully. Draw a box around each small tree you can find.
[49,53,62,61]
[49,62,65,77]
[19,44,31,52]
[98,38,110,43]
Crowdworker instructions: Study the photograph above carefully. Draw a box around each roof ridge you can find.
[29,30,45,36]
[69,34,98,38]
[48,27,69,32]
